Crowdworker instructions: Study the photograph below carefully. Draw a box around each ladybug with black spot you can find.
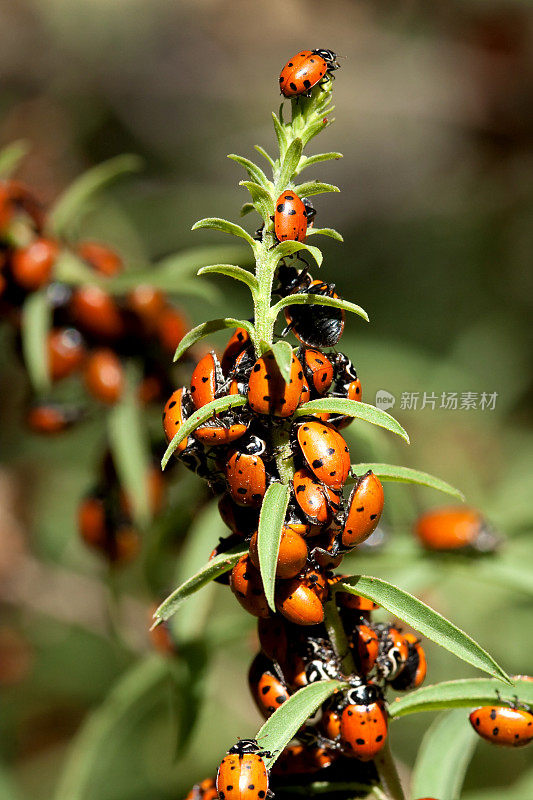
[336,471,384,553]
[216,739,271,800]
[283,278,345,349]
[374,624,410,682]
[469,701,533,747]
[279,49,339,98]
[300,347,334,396]
[247,351,304,418]
[248,653,290,719]
[185,777,218,800]
[225,435,269,508]
[273,190,309,243]
[230,554,270,618]
[390,633,427,691]
[162,387,193,453]
[221,327,253,375]
[339,683,388,761]
[190,351,224,410]
[193,411,249,447]
[292,467,341,525]
[293,419,351,491]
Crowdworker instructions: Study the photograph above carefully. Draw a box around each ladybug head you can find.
[313,48,337,63]
[242,435,266,456]
[302,197,317,224]
[347,682,381,706]
[229,739,260,755]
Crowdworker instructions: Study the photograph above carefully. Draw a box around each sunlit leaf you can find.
[296,180,340,198]
[240,203,255,217]
[390,678,533,719]
[270,240,323,268]
[295,400,408,443]
[21,290,51,394]
[349,463,464,501]
[239,181,274,224]
[0,140,30,178]
[254,145,275,168]
[270,293,368,323]
[334,578,511,683]
[270,340,293,382]
[192,217,257,247]
[257,483,290,610]
[277,138,303,189]
[228,155,272,190]
[306,227,343,242]
[174,318,255,362]
[197,264,258,293]
[272,111,288,151]
[298,152,343,173]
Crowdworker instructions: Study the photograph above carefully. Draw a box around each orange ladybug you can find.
[279,49,339,98]
[353,623,380,677]
[249,526,308,579]
[190,352,224,410]
[157,306,188,353]
[292,467,341,525]
[469,704,533,747]
[48,328,85,380]
[221,327,252,375]
[162,388,191,453]
[11,239,58,290]
[390,633,427,690]
[415,507,499,553]
[247,351,304,417]
[216,739,270,800]
[26,403,82,434]
[275,572,325,626]
[300,347,334,396]
[225,436,267,508]
[83,348,124,404]
[340,684,388,761]
[248,653,290,719]
[295,420,350,491]
[230,555,270,618]
[339,471,384,550]
[77,241,123,277]
[184,777,218,800]
[274,190,308,242]
[70,286,124,341]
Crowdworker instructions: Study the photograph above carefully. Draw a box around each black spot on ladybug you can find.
[347,709,353,716]
[227,786,233,792]
[312,459,324,469]
[376,734,383,742]
[296,484,305,493]
[370,513,377,520]
[474,717,480,726]
[493,727,499,736]
[288,209,296,216]
[258,793,266,799]
[327,447,335,455]
[277,204,285,213]
[253,364,261,372]
[285,195,294,200]
[168,401,176,409]
[304,79,311,88]
[263,395,271,402]
[201,376,208,383]
[357,506,364,512]
[237,488,247,495]
[356,738,365,745]
[490,709,497,720]
[288,62,293,67]
[275,695,286,704]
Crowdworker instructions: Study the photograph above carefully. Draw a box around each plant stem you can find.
[323,599,356,676]
[374,741,406,800]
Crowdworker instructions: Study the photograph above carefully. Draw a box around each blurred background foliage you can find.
[0,1,532,798]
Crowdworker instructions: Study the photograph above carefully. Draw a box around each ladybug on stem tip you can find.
[279,49,339,98]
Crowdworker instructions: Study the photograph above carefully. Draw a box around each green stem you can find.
[323,599,356,676]
[374,741,405,800]
[271,423,295,485]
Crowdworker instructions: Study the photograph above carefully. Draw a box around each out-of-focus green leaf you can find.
[257,483,290,611]
[295,400,408,443]
[197,264,258,293]
[270,292,368,322]
[390,678,533,719]
[192,217,256,247]
[270,340,293,382]
[411,709,478,800]
[296,180,340,198]
[48,154,143,238]
[306,227,344,242]
[334,578,511,683]
[256,680,347,769]
[349,463,464,501]
[161,394,248,469]
[0,140,30,178]
[228,155,271,190]
[277,138,303,189]
[21,290,51,394]
[173,318,255,362]
[170,639,210,758]
[270,240,323,267]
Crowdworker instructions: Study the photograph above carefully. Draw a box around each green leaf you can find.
[21,290,51,394]
[333,578,511,684]
[270,240,323,268]
[174,318,255,362]
[272,111,288,151]
[296,181,340,198]
[161,394,248,469]
[192,217,256,247]
[298,152,343,173]
[48,154,143,238]
[170,640,210,758]
[349,463,464,501]
[256,680,347,769]
[389,678,533,719]
[257,483,290,611]
[108,377,152,529]
[0,139,30,178]
[240,203,255,217]
[270,340,293,382]
[306,227,343,242]
[228,155,271,190]
[411,709,478,800]
[53,656,172,800]
[270,293,369,323]
[239,181,274,224]
[277,138,303,189]
[254,145,275,168]
[295,399,408,443]
[197,264,258,294]
[153,544,247,624]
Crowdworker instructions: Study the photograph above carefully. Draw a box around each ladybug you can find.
[283,279,345,349]
[275,571,325,626]
[390,633,427,691]
[279,49,339,98]
[292,467,341,525]
[248,654,290,718]
[216,739,270,800]
[156,306,188,353]
[249,525,308,579]
[375,625,409,682]
[162,388,192,453]
[340,683,388,761]
[353,623,380,677]
[300,348,334,396]
[126,285,166,326]
[335,585,380,613]
[70,286,124,341]
[299,376,311,405]
[25,402,83,434]
[185,777,218,800]
[11,239,58,290]
[77,493,139,564]
[221,327,252,375]
[415,507,499,553]
[218,493,259,538]
[469,704,533,747]
[225,436,268,508]
[271,744,335,775]
[338,471,384,551]
[193,415,249,446]
[190,352,224,410]
[311,529,343,570]
[328,353,362,427]
[274,190,308,243]
[47,327,85,381]
[230,554,270,618]
[227,349,255,396]
[247,351,304,417]
[83,348,124,404]
[294,420,350,491]
[257,616,289,667]
[321,706,341,741]
[77,241,123,277]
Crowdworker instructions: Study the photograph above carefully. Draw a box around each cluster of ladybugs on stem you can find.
[0,177,189,564]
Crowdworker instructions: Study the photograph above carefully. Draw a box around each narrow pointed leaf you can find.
[349,463,464,501]
[240,203,255,217]
[270,240,323,268]
[239,181,274,223]
[296,181,340,198]
[411,709,478,800]
[270,340,293,383]
[197,264,258,293]
[48,154,143,238]
[254,145,275,168]
[306,227,343,242]
[270,293,368,323]
[295,400,408,443]
[256,680,347,769]
[228,155,271,189]
[0,139,30,178]
[192,217,256,247]
[333,577,511,683]
[174,318,255,362]
[170,640,210,758]
[298,152,343,172]
[161,394,248,469]
[278,138,303,189]
[21,290,51,394]
[153,245,252,280]
[257,483,290,610]
[272,112,288,150]
[153,544,247,624]
[389,678,533,719]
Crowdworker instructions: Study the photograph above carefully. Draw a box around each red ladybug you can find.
[249,525,308,579]
[247,351,304,417]
[26,403,82,434]
[225,436,268,508]
[70,286,124,341]
[300,348,334,396]
[221,327,252,375]
[275,571,325,626]
[390,633,427,691]
[193,416,249,446]
[48,328,85,381]
[340,684,388,761]
[162,388,191,453]
[216,739,270,800]
[218,493,259,538]
[376,625,410,682]
[329,353,362,427]
[415,507,499,553]
[274,190,308,243]
[353,623,380,676]
[279,49,339,98]
[230,555,270,618]
[257,616,289,666]
[321,707,341,741]
[126,285,166,326]
[190,352,224,410]
[292,467,341,525]
[284,279,345,349]
[157,306,188,353]
[184,777,218,800]
[339,471,384,550]
[11,239,58,290]
[272,743,335,775]
[469,704,533,747]
[83,348,124,404]
[295,420,350,491]
[248,654,290,718]
[77,241,123,277]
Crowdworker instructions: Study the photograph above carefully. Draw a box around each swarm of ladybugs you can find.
[0,178,188,564]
